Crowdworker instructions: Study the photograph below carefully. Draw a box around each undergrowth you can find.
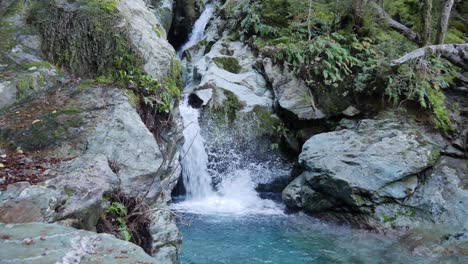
[220,0,461,134]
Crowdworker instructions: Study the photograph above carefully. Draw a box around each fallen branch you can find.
[390,43,468,69]
[371,2,420,43]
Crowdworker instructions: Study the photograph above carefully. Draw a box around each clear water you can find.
[175,212,461,264]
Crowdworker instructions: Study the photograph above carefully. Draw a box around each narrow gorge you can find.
[0,0,467,263]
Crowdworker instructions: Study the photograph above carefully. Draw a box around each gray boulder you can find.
[283,119,443,228]
[0,223,156,263]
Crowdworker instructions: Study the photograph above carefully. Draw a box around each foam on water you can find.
[172,167,283,215]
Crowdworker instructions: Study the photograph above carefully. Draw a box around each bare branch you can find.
[390,43,468,69]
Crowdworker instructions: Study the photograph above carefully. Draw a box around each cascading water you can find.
[179,97,214,199]
[177,5,214,58]
[175,4,283,215]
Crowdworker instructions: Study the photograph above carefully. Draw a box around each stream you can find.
[172,4,460,264]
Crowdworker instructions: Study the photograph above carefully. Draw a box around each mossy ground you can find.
[0,87,84,151]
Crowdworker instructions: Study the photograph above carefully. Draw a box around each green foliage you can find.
[272,33,372,90]
[112,38,180,114]
[16,75,35,99]
[382,57,455,134]
[213,57,242,73]
[229,0,279,41]
[104,202,132,242]
[105,202,128,217]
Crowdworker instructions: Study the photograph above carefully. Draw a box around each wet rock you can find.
[150,208,182,264]
[0,183,63,224]
[442,145,465,158]
[404,157,468,230]
[192,40,273,111]
[0,223,156,263]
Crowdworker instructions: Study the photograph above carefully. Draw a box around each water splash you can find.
[177,4,214,58]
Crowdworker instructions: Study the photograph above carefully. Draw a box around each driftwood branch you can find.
[391,43,468,69]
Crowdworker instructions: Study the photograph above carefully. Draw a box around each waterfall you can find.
[179,97,214,199]
[175,4,284,215]
[177,4,214,58]
[178,4,215,199]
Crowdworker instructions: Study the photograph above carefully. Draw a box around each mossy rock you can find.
[28,0,125,77]
[213,57,242,74]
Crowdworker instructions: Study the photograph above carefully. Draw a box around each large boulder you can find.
[261,57,356,121]
[0,223,156,263]
[0,84,181,261]
[283,119,445,229]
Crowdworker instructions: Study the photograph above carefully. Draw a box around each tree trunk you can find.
[435,0,454,44]
[419,0,433,46]
[352,0,367,25]
[308,0,313,41]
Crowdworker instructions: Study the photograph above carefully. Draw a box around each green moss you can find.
[95,75,114,84]
[82,0,120,14]
[224,90,242,122]
[64,187,75,197]
[16,75,35,99]
[213,57,242,74]
[428,148,441,166]
[152,25,163,38]
[427,88,452,135]
[125,91,139,108]
[21,61,54,70]
[78,79,95,90]
[381,212,396,223]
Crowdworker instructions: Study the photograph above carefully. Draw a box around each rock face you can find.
[0,223,156,263]
[283,119,449,229]
[262,58,324,120]
[0,1,182,263]
[190,40,273,111]
[119,0,179,81]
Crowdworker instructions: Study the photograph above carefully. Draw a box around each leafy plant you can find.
[104,202,132,241]
[105,202,128,217]
[383,57,455,133]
